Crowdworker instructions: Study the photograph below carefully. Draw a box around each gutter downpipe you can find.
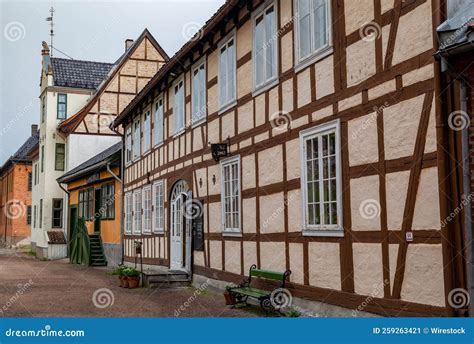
[106,160,123,265]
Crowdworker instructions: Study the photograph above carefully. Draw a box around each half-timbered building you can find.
[112,0,469,316]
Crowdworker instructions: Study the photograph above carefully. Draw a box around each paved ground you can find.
[0,249,255,317]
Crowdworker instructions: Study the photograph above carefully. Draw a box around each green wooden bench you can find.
[226,264,291,312]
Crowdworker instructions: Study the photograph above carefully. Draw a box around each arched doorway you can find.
[169,180,191,272]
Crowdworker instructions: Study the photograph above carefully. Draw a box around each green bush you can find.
[111,265,128,276]
[123,267,140,277]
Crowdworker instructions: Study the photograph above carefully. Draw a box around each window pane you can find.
[265,6,276,80]
[299,13,311,59]
[313,0,327,50]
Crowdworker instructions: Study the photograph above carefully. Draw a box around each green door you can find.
[68,205,78,258]
[94,188,101,233]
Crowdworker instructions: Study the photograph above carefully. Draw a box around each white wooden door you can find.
[170,181,186,270]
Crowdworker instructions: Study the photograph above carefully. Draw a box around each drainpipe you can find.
[107,159,123,266]
[460,83,473,316]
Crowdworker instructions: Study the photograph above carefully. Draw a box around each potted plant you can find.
[124,267,140,289]
[112,266,129,288]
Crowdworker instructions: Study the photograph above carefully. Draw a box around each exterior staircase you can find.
[141,267,190,288]
[88,234,107,266]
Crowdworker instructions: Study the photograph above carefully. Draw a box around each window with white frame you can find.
[296,0,330,63]
[254,2,277,89]
[143,111,151,153]
[153,180,164,233]
[132,189,142,234]
[142,185,152,234]
[173,79,185,134]
[154,98,164,146]
[133,119,141,160]
[219,35,236,109]
[192,61,206,124]
[221,156,240,233]
[300,120,341,233]
[125,126,132,164]
[124,192,132,234]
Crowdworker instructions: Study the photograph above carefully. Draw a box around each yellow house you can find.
[57,142,121,266]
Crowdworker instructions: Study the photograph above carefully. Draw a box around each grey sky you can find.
[0,0,225,163]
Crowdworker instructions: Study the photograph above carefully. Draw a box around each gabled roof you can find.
[51,58,115,90]
[58,29,169,135]
[0,130,39,175]
[57,142,121,184]
[113,0,235,127]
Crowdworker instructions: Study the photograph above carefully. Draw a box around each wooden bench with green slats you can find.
[226,264,291,312]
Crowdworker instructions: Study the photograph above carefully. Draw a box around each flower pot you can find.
[127,276,140,289]
[118,276,123,287]
[224,291,236,305]
[121,276,130,288]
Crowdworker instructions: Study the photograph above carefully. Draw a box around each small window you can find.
[34,164,38,185]
[300,120,342,234]
[41,146,44,173]
[221,156,241,233]
[28,172,32,191]
[52,199,63,228]
[192,62,207,124]
[101,183,115,219]
[154,98,164,146]
[39,199,43,228]
[124,192,133,234]
[125,126,132,164]
[57,94,67,119]
[133,189,142,234]
[41,96,46,123]
[153,180,164,233]
[26,206,32,225]
[219,36,236,109]
[296,0,330,64]
[142,185,152,234]
[254,3,277,89]
[133,119,141,160]
[143,111,151,153]
[55,143,65,171]
[78,188,94,220]
[173,79,185,134]
[33,205,37,228]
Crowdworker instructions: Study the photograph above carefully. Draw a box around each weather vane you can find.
[45,7,55,57]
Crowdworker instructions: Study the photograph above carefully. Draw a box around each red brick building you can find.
[0,125,39,246]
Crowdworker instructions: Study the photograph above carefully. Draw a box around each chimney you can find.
[125,39,134,51]
[31,124,38,136]
[41,41,50,56]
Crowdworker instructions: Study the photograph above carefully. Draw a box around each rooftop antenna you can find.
[45,7,55,57]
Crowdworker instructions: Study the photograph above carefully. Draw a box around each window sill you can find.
[294,46,333,74]
[191,117,206,129]
[222,231,242,238]
[252,78,279,98]
[152,231,165,236]
[153,141,164,149]
[302,229,344,237]
[218,100,237,115]
[173,129,186,138]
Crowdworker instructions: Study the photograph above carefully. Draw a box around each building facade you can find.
[31,30,168,259]
[0,125,38,246]
[58,143,122,266]
[112,0,468,317]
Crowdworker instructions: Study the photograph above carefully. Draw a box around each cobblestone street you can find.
[0,250,253,317]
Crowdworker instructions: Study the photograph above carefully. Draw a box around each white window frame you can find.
[191,58,207,126]
[220,155,241,234]
[142,185,152,234]
[252,0,278,92]
[124,192,132,234]
[143,110,151,154]
[132,118,141,161]
[152,180,165,233]
[132,189,142,235]
[173,77,185,136]
[218,32,237,112]
[299,119,343,237]
[125,125,132,165]
[153,97,164,147]
[294,0,332,70]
